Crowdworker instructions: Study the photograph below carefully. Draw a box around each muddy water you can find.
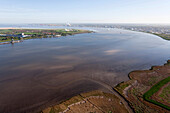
[0,28,170,112]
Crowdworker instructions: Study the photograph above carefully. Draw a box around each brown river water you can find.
[0,28,170,113]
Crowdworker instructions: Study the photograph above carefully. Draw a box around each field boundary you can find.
[143,76,170,110]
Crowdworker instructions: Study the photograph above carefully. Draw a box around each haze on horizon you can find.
[0,0,170,24]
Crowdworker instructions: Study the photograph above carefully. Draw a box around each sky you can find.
[0,0,170,24]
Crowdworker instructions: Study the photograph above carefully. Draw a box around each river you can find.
[0,27,169,113]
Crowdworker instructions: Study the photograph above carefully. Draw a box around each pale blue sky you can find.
[0,0,170,23]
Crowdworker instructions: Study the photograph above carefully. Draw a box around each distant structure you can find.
[65,29,70,32]
[11,38,14,44]
[66,23,71,27]
[0,33,26,43]
[0,33,25,38]
[21,33,24,37]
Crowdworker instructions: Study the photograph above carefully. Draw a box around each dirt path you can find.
[123,80,138,98]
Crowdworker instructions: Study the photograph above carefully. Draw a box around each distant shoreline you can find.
[148,32,170,40]
[0,28,92,44]
[122,28,170,41]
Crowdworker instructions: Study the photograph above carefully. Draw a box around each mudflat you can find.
[42,90,129,113]
[0,28,170,113]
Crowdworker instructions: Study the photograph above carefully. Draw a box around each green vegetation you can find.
[143,77,170,110]
[49,107,57,113]
[0,29,91,42]
[148,76,160,86]
[141,31,170,41]
[0,37,20,42]
[146,31,170,41]
[115,81,131,95]
[159,84,170,102]
[153,33,170,40]
[64,95,83,107]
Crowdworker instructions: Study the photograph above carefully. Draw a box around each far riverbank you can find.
[0,28,92,44]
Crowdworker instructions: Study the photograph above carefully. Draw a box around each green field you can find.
[159,84,170,102]
[0,29,91,42]
[143,77,170,110]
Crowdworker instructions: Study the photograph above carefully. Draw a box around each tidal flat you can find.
[0,28,170,113]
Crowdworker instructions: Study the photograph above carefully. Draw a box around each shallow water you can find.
[0,28,169,112]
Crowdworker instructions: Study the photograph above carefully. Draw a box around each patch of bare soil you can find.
[115,60,170,113]
[41,90,128,113]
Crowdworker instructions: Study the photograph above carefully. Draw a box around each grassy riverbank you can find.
[0,29,92,42]
[115,60,170,113]
[123,28,170,41]
[149,33,170,41]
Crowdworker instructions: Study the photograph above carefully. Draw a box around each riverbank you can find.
[139,31,170,41]
[150,33,170,40]
[41,90,131,113]
[115,60,170,113]
[0,28,92,43]
[39,60,170,113]
[119,28,170,41]
[132,30,170,41]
